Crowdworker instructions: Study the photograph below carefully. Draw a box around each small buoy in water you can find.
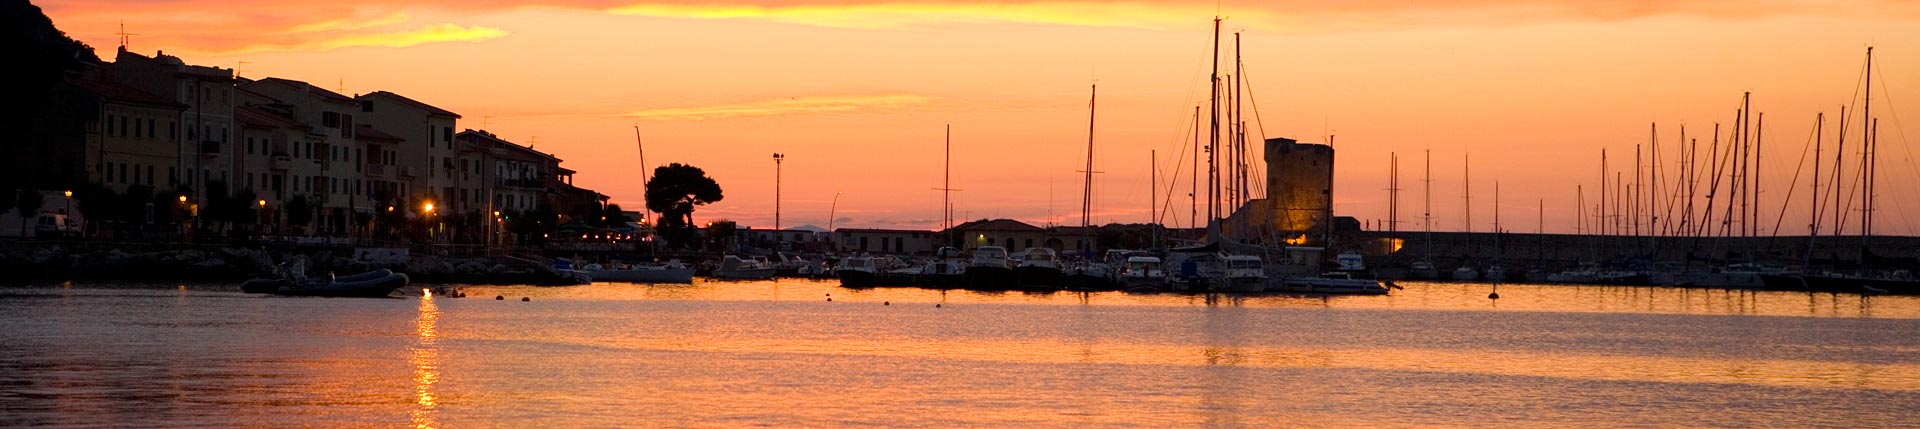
[935,304,942,308]
[522,297,530,302]
[884,301,890,306]
[1488,292,1500,299]
[496,295,504,300]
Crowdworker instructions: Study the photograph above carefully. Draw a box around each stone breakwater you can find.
[0,242,581,285]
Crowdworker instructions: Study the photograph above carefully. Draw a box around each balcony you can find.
[499,178,543,189]
[398,166,417,179]
[271,155,291,171]
[366,163,387,177]
[198,140,222,155]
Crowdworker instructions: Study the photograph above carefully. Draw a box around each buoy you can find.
[827,297,833,302]
[935,304,942,308]
[1488,292,1500,299]
[522,297,530,302]
[884,301,890,306]
[496,295,504,300]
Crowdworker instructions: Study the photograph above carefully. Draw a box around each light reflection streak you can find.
[583,336,1920,392]
[410,295,440,429]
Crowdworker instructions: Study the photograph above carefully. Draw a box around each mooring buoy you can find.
[496,295,504,300]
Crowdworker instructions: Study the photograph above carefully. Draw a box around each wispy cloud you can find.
[627,94,936,120]
[274,12,414,35]
[605,3,1214,30]
[188,23,507,56]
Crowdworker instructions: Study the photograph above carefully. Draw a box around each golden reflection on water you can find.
[411,294,439,429]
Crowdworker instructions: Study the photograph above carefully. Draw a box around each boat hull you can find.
[963,266,1016,290]
[836,270,879,288]
[271,273,411,298]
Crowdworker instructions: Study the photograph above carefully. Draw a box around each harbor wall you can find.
[1345,230,1920,270]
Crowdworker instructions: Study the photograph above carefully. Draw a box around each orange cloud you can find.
[201,23,507,55]
[626,94,936,120]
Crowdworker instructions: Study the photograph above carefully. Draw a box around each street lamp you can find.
[772,152,784,232]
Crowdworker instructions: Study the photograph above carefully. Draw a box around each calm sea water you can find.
[2,280,1917,427]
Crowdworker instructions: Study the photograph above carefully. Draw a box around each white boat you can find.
[1451,266,1480,281]
[1119,256,1166,290]
[1275,272,1390,295]
[1484,264,1508,282]
[582,260,695,284]
[1410,261,1440,279]
[963,246,1015,288]
[835,255,880,287]
[712,255,778,280]
[1013,248,1065,289]
[1219,254,1268,292]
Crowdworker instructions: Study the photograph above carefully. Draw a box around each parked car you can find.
[34,213,78,238]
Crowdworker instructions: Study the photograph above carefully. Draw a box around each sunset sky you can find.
[41,0,1920,235]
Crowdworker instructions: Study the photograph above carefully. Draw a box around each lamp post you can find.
[772,153,784,232]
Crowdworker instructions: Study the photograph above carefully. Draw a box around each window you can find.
[147,118,156,139]
[248,138,256,155]
[322,111,340,128]
[118,115,128,137]
[119,164,126,183]
[147,167,154,185]
[340,114,354,138]
[441,126,453,143]
[132,117,142,137]
[361,100,373,112]
[105,114,115,135]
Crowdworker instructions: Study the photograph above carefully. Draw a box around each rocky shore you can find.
[0,242,584,286]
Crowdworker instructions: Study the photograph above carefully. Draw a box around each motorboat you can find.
[1483,264,1508,283]
[1219,254,1268,293]
[1118,255,1166,291]
[1451,266,1479,281]
[1012,248,1065,290]
[712,255,778,280]
[1275,272,1390,295]
[835,255,880,288]
[1410,261,1440,279]
[242,261,409,298]
[582,260,695,284]
[963,246,1015,289]
[916,247,967,288]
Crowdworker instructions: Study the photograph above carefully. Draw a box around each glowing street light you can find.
[178,195,188,203]
[423,202,435,214]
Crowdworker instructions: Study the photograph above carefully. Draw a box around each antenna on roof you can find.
[115,21,139,49]
[236,61,251,79]
[337,79,345,92]
[482,115,492,130]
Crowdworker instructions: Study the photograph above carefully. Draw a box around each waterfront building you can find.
[356,91,459,207]
[834,228,935,255]
[104,48,235,197]
[67,78,187,194]
[239,77,370,234]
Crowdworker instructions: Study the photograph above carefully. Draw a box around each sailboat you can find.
[1761,47,1915,295]
[581,127,696,284]
[1451,153,1480,281]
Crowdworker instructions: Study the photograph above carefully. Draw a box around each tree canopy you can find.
[644,163,723,232]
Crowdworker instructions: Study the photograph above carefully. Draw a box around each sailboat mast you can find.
[1232,31,1246,209]
[1807,112,1822,264]
[1207,16,1222,227]
[1424,149,1432,262]
[1860,47,1874,256]
[1464,153,1472,255]
[1753,112,1763,237]
[1191,104,1199,229]
[943,124,952,244]
[1082,83,1096,229]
